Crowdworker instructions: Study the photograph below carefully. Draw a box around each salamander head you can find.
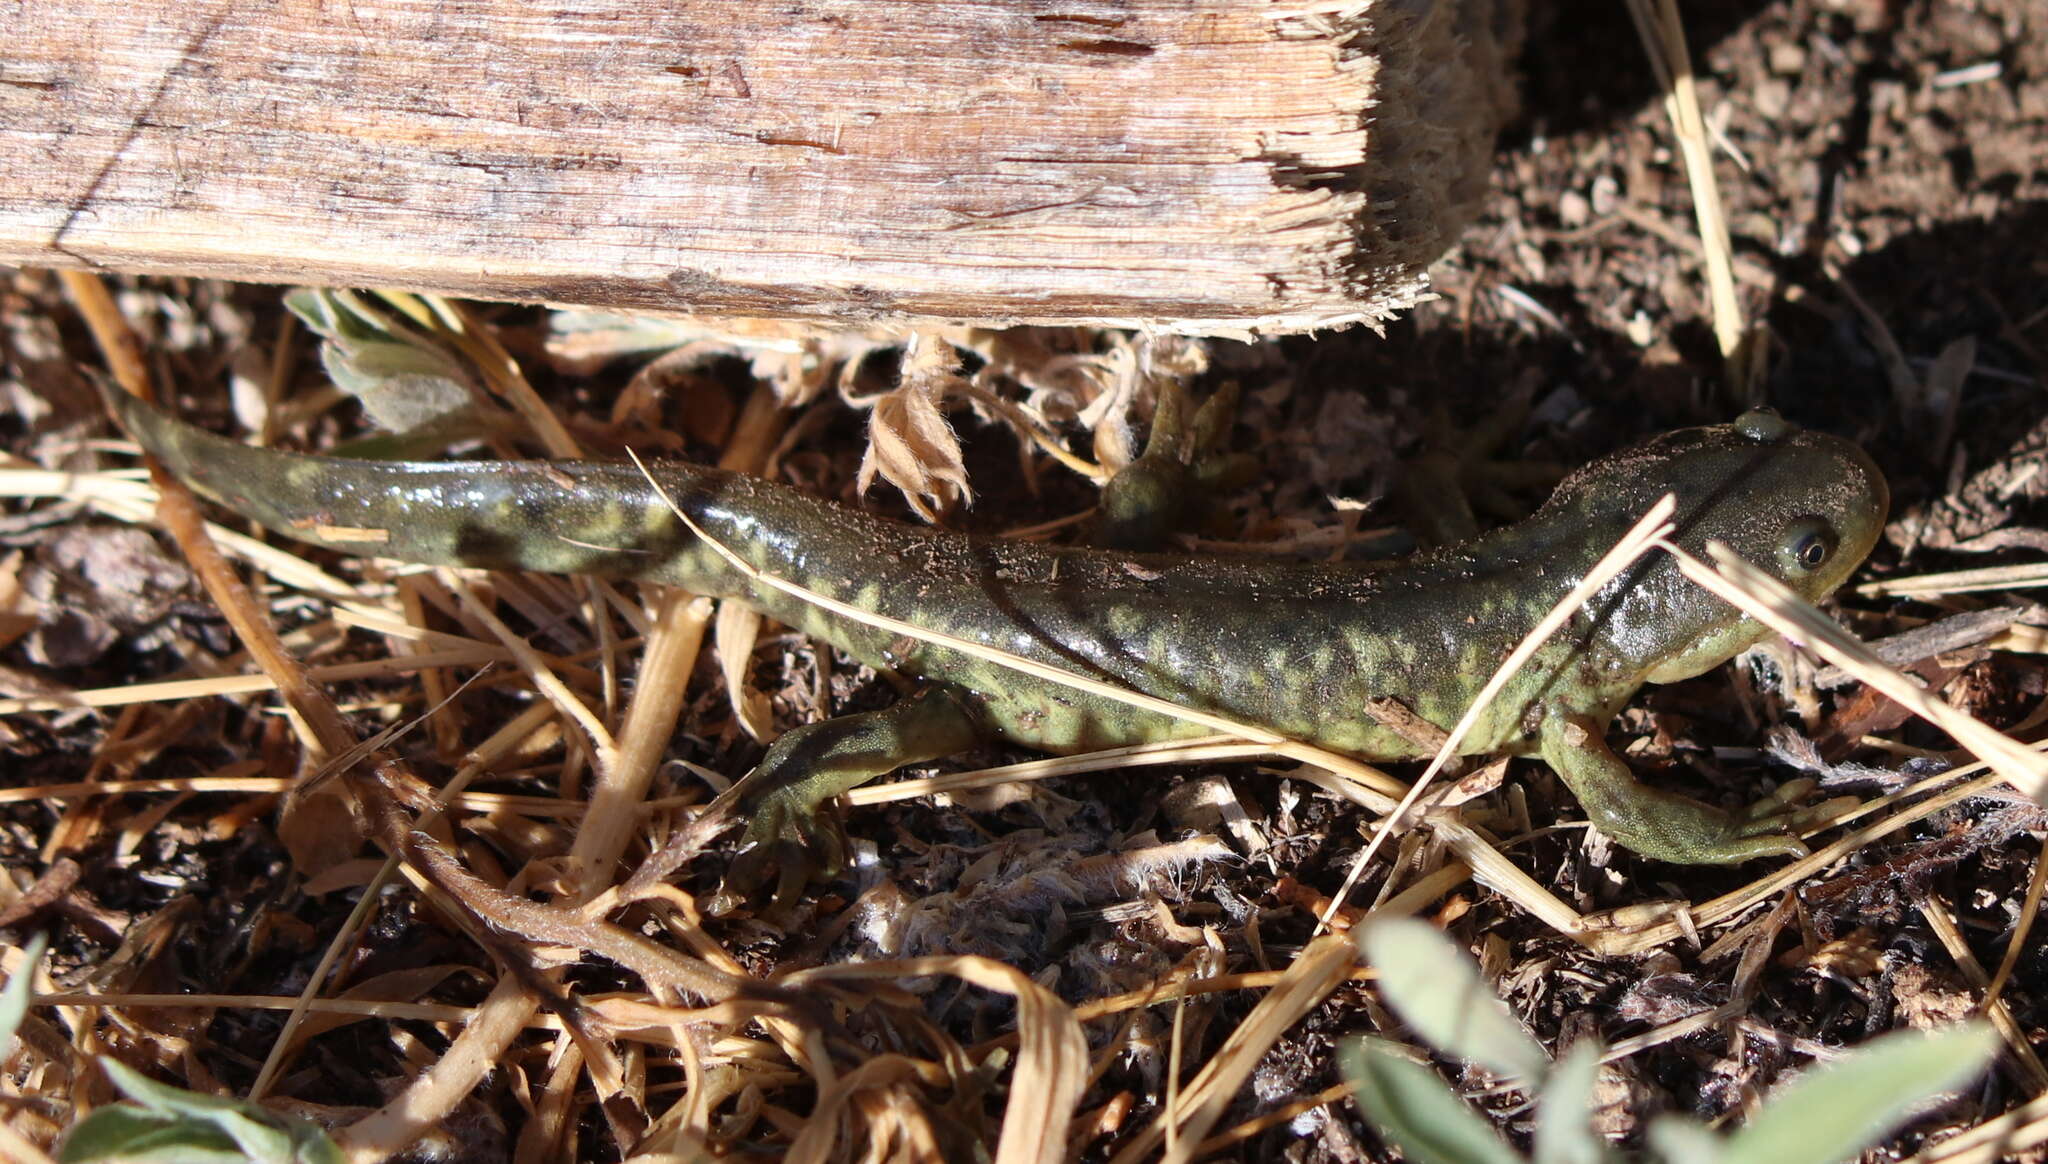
[1549,408,1888,685]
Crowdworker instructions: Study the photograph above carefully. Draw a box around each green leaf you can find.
[286,287,479,439]
[1646,1116,1727,1164]
[58,1057,342,1164]
[285,288,394,347]
[1535,1041,1615,1164]
[282,288,343,337]
[1719,1022,1996,1164]
[1340,1037,1524,1164]
[545,310,707,362]
[320,338,475,435]
[59,1105,250,1164]
[0,932,49,1046]
[1358,917,1547,1084]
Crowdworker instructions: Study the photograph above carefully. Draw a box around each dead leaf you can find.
[857,333,972,521]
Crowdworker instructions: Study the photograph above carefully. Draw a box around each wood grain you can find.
[0,0,1521,333]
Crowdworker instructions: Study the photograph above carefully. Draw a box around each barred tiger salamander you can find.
[106,392,1887,889]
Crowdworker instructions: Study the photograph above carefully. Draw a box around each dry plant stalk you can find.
[1106,934,1356,1164]
[1917,896,2048,1089]
[2,0,1521,333]
[1624,0,1747,386]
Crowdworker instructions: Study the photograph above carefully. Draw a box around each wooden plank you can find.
[0,0,1522,334]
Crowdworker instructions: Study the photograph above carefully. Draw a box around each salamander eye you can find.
[1795,535,1828,568]
[1778,517,1837,574]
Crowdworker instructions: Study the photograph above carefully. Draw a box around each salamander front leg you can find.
[718,686,984,903]
[1538,713,1812,865]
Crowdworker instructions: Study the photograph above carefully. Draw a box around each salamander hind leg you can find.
[718,686,984,905]
[1538,713,1813,865]
[1094,382,1255,551]
[1390,392,1566,549]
